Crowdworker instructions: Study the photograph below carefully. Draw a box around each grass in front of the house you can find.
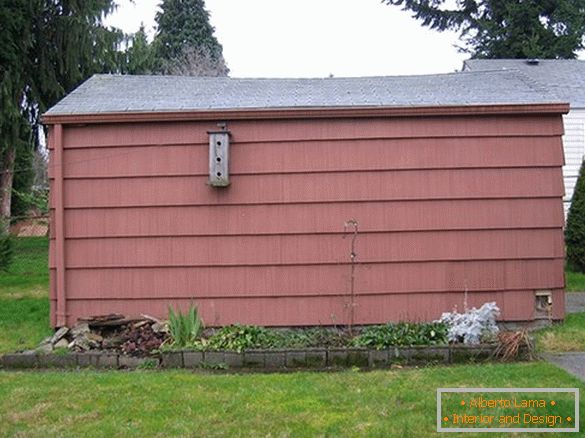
[566,268,585,292]
[0,236,49,296]
[0,237,51,353]
[536,311,585,352]
[0,362,583,438]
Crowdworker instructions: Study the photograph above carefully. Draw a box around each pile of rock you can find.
[37,314,170,356]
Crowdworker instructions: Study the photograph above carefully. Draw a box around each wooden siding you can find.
[48,113,566,326]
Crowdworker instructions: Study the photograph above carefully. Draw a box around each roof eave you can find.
[41,102,570,125]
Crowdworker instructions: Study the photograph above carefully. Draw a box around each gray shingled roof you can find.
[44,70,563,116]
[464,59,585,108]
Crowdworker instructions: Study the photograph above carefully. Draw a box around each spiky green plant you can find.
[168,304,203,348]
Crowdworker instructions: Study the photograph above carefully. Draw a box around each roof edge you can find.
[41,103,569,125]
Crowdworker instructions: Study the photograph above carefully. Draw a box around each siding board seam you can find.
[57,256,566,270]
[53,226,565,240]
[59,133,564,150]
[60,164,564,180]
[64,287,565,301]
[58,195,565,210]
[57,195,564,210]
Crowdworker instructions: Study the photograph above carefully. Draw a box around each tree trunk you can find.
[0,145,16,234]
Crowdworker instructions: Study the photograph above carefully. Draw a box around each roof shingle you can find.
[45,69,564,116]
[463,59,585,108]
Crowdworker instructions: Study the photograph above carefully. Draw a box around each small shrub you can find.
[566,159,585,273]
[137,359,159,370]
[0,230,13,271]
[439,302,500,345]
[168,304,203,348]
[272,327,350,349]
[198,325,279,352]
[352,322,448,350]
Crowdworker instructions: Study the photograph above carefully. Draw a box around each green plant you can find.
[566,159,585,273]
[199,325,279,352]
[137,359,159,370]
[168,304,203,348]
[12,188,49,215]
[52,347,70,356]
[271,328,350,349]
[352,322,448,350]
[0,231,13,271]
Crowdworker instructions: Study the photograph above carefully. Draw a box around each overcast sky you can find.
[105,0,470,78]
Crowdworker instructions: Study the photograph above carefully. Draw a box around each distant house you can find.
[463,59,585,215]
[43,71,567,328]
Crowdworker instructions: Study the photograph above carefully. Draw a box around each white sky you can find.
[105,0,470,78]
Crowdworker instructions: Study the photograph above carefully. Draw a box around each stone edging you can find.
[0,343,531,370]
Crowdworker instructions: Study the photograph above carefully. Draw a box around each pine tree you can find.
[566,160,585,273]
[384,0,585,59]
[0,1,123,229]
[123,25,156,74]
[153,0,228,75]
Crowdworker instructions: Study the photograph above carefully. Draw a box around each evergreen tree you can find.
[384,0,585,58]
[0,1,123,229]
[123,25,156,74]
[153,0,228,75]
[566,160,585,273]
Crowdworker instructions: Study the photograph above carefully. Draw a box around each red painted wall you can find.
[47,112,566,327]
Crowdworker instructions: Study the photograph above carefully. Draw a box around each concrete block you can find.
[183,351,204,368]
[305,350,326,367]
[39,354,76,368]
[98,353,119,368]
[285,351,306,368]
[118,356,155,369]
[224,352,243,368]
[204,351,226,366]
[1,353,37,369]
[243,351,265,368]
[400,346,449,365]
[347,349,368,367]
[327,349,348,367]
[264,352,285,368]
[450,344,496,363]
[368,349,389,368]
[76,352,101,367]
[161,351,183,368]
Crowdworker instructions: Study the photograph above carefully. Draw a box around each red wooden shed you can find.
[43,71,568,328]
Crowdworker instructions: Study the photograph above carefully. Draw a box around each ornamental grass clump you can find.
[168,304,203,348]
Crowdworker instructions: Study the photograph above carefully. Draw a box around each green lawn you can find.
[0,363,583,438]
[0,237,52,353]
[536,311,585,352]
[566,268,585,292]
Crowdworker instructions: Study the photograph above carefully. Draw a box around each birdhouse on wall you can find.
[208,124,230,187]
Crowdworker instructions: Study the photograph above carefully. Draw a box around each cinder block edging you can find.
[0,343,530,371]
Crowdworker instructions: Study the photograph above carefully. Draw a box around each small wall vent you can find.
[534,290,552,319]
